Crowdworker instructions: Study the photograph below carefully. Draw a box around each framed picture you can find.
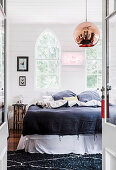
[19,76,26,86]
[17,57,28,71]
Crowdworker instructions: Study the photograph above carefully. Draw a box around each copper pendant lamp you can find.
[73,0,100,47]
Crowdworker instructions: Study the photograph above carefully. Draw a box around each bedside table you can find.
[12,104,27,130]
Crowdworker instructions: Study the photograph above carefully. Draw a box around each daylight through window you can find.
[35,31,61,89]
[86,38,102,89]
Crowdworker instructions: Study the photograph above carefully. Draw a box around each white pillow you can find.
[68,99,101,107]
[50,100,67,108]
[42,96,54,102]
[36,99,67,109]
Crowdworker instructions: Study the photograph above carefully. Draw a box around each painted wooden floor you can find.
[7,130,21,151]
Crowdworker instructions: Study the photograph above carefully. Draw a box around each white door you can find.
[0,123,7,170]
[102,0,116,170]
[0,4,7,170]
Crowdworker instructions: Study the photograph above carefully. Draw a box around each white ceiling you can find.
[7,0,102,24]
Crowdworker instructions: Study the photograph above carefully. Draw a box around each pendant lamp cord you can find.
[86,0,87,22]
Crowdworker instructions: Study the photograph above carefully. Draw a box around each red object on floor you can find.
[101,99,105,118]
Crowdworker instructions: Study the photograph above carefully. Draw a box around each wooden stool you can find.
[12,104,27,130]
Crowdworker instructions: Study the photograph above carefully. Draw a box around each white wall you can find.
[7,23,86,103]
[7,23,86,128]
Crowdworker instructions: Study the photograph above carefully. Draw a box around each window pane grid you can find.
[86,37,102,89]
[35,31,60,89]
[35,58,60,60]
[36,74,59,76]
[36,46,60,60]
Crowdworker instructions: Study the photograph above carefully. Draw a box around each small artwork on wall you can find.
[62,52,85,65]
[17,56,28,71]
[19,76,26,86]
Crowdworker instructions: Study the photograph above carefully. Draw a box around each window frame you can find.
[35,30,61,90]
[86,36,102,90]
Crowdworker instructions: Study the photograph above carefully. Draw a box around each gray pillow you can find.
[52,90,76,101]
[78,91,101,102]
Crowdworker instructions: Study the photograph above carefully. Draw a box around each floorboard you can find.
[7,130,21,151]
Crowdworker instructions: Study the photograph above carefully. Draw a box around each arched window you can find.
[86,38,102,89]
[35,31,61,89]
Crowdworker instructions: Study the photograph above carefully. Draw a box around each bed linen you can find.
[22,105,102,136]
[17,134,102,154]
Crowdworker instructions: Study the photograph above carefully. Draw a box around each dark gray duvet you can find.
[22,105,103,136]
[22,104,116,135]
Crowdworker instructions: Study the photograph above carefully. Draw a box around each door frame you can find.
[102,0,116,170]
[0,1,7,170]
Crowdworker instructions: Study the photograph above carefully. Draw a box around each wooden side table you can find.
[12,104,27,130]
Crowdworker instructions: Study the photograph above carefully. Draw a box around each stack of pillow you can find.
[52,90,101,107]
[36,90,101,108]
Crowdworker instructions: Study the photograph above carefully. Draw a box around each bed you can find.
[17,90,103,154]
[22,105,102,136]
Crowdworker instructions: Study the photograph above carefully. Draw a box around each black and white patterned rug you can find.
[7,150,102,170]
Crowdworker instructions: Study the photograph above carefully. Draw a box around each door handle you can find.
[101,86,105,119]
[101,86,105,92]
[107,85,111,91]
